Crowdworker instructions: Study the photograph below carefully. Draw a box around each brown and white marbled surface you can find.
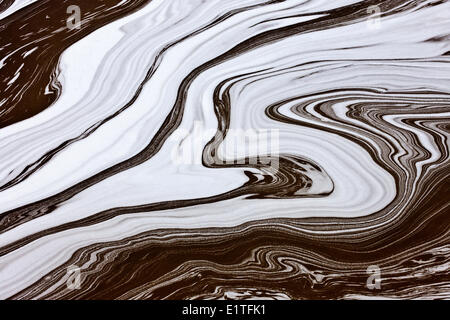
[0,0,449,299]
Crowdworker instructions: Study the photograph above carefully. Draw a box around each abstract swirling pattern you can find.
[0,0,449,299]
